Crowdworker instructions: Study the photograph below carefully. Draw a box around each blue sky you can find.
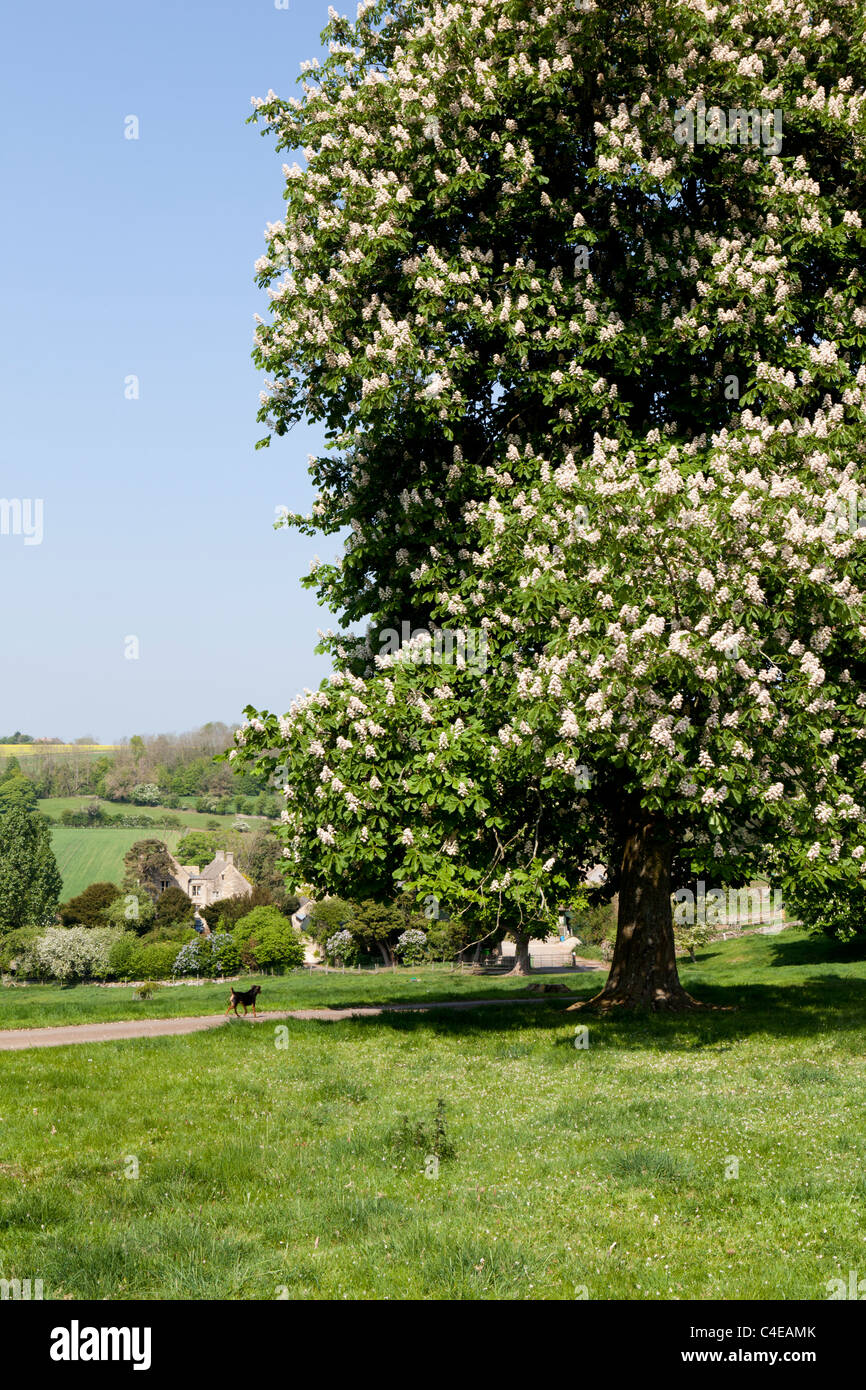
[0,0,340,742]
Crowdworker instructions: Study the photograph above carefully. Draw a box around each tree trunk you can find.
[506,930,533,976]
[568,819,704,1012]
[376,941,392,967]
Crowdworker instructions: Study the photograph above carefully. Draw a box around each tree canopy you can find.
[59,881,120,928]
[0,806,63,934]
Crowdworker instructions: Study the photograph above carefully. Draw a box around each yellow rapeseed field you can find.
[0,744,119,756]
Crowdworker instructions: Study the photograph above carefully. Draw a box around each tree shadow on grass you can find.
[765,934,866,969]
[292,973,866,1051]
[690,933,866,972]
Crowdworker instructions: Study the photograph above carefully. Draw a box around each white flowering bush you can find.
[172,933,240,978]
[395,928,428,965]
[234,1,866,1009]
[324,928,359,965]
[172,940,201,978]
[30,927,123,984]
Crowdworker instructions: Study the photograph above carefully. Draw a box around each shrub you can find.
[58,881,120,927]
[104,892,156,937]
[394,928,428,965]
[108,932,143,982]
[233,906,305,972]
[209,931,242,976]
[138,924,197,946]
[571,901,617,946]
[673,920,712,963]
[324,928,358,965]
[133,941,182,980]
[172,932,240,978]
[171,939,203,978]
[131,783,161,805]
[33,926,123,983]
[0,925,42,973]
[155,885,195,931]
[304,897,354,946]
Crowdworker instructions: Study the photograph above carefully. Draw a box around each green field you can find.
[0,930,864,1300]
[41,799,266,899]
[40,796,261,832]
[49,828,188,899]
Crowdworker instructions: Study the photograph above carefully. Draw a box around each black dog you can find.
[225,983,262,1018]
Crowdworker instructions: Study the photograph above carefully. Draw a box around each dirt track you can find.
[0,977,605,1052]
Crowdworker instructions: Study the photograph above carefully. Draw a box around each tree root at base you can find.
[565,988,734,1014]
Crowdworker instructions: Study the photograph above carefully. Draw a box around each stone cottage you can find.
[159,849,252,909]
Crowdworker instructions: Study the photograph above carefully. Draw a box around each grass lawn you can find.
[0,929,863,1300]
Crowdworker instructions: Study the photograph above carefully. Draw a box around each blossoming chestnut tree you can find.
[233,644,606,976]
[235,0,866,1009]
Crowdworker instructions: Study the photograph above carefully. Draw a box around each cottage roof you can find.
[199,851,250,884]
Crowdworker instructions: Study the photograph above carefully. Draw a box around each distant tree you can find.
[59,881,120,928]
[303,897,355,947]
[154,885,196,931]
[129,735,145,763]
[103,766,137,801]
[123,839,175,901]
[199,885,273,933]
[170,758,212,797]
[131,783,161,806]
[354,899,430,966]
[0,768,38,818]
[91,755,113,798]
[236,830,299,912]
[0,806,63,933]
[104,891,156,937]
[175,831,218,868]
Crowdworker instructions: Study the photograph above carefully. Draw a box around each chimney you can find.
[225,852,234,867]
[214,850,225,863]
